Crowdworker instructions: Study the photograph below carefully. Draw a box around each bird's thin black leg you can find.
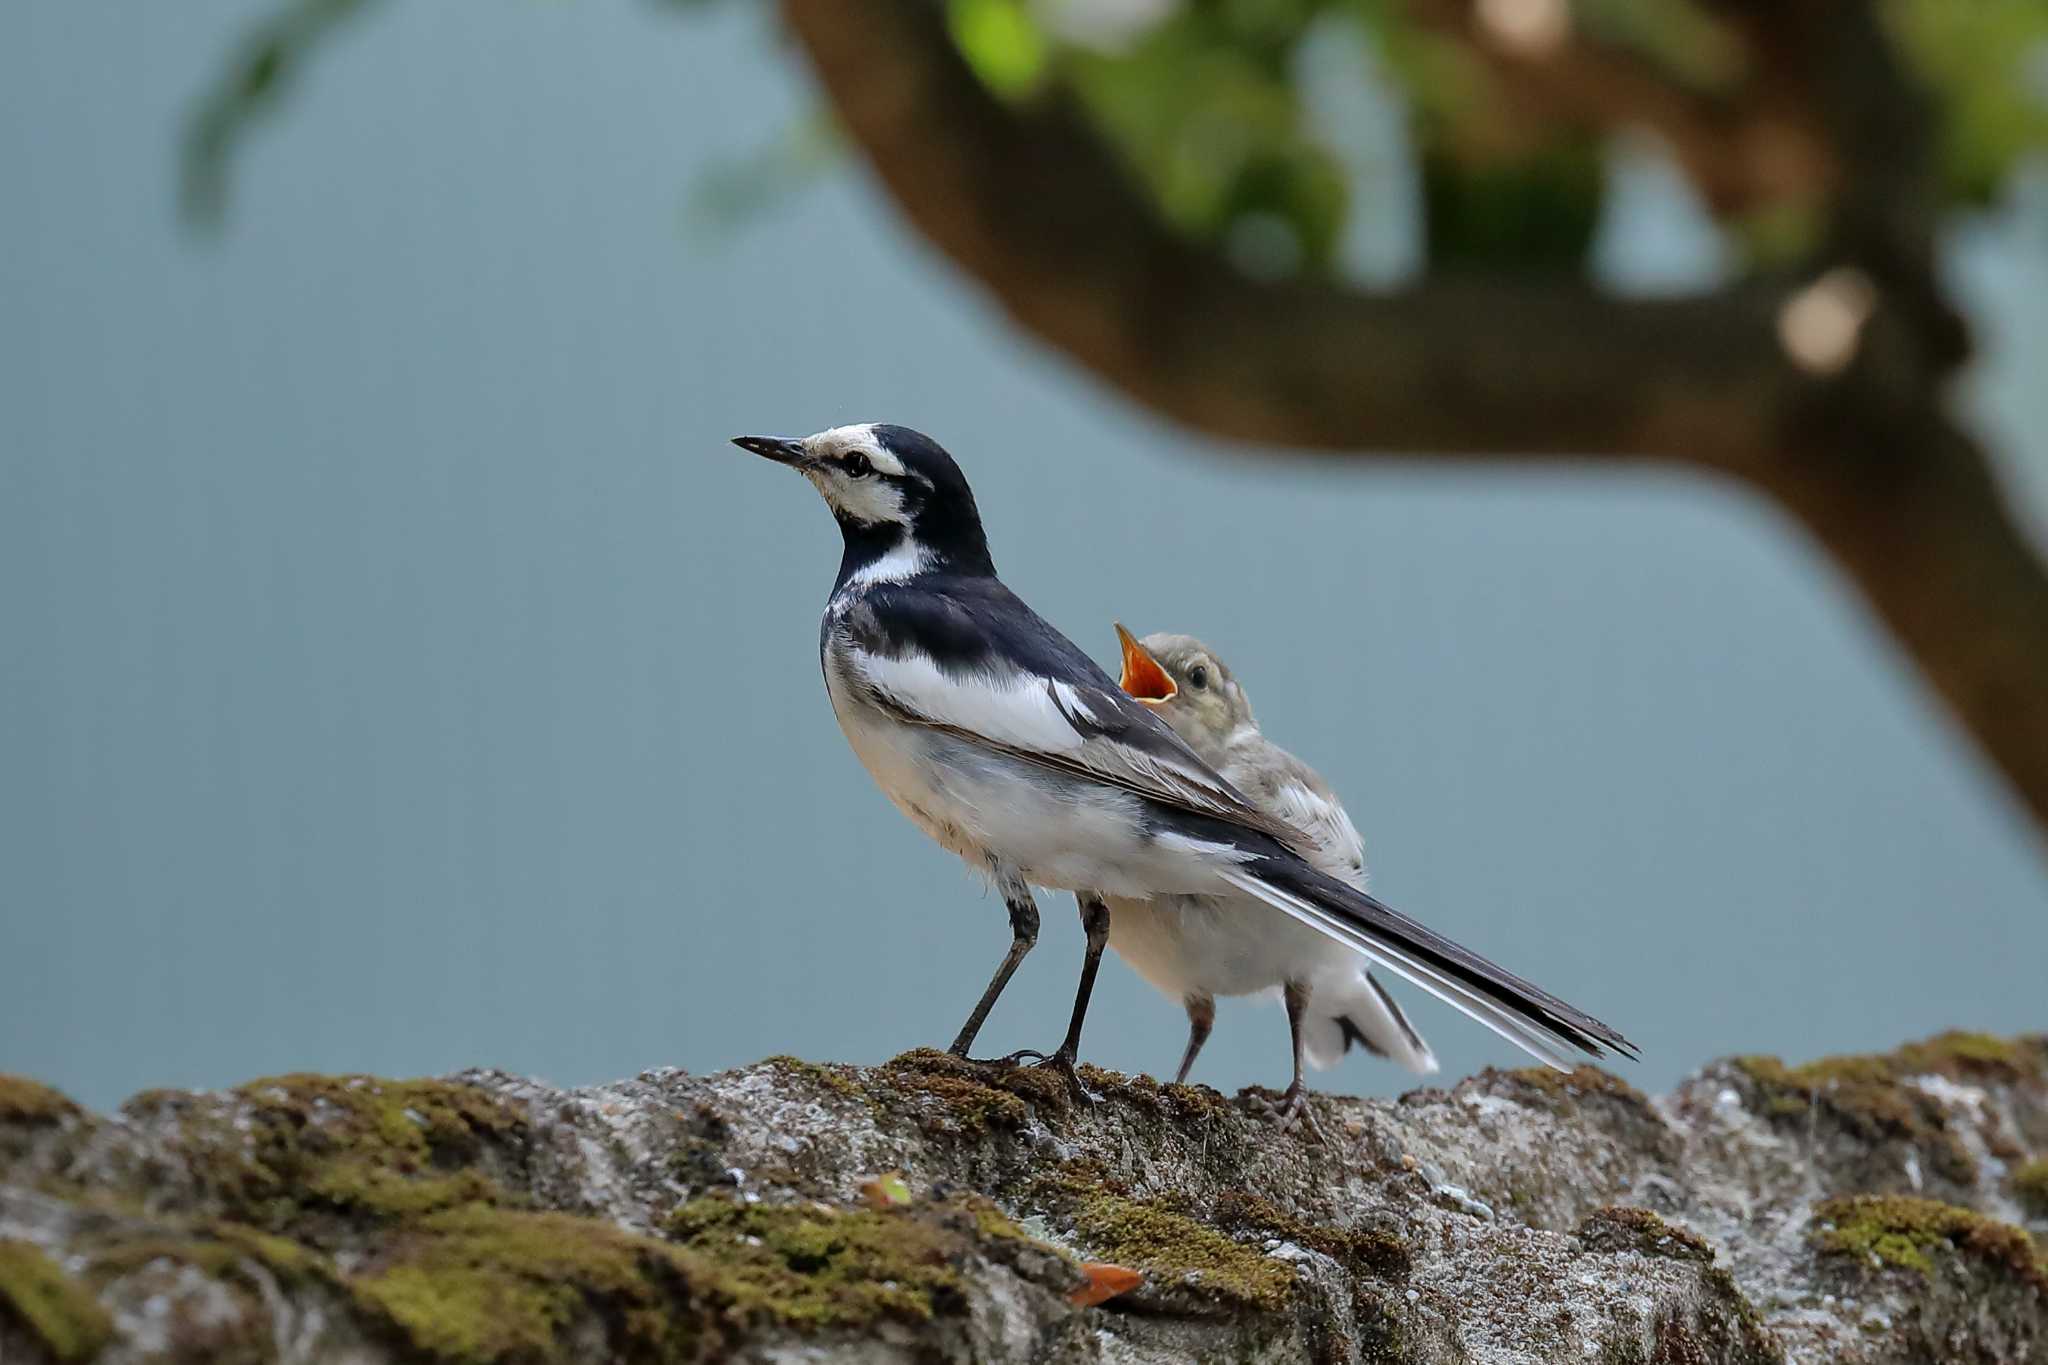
[1175,993,1216,1085]
[1003,894,1111,1100]
[1052,893,1112,1063]
[946,882,1039,1059]
[1260,979,1323,1136]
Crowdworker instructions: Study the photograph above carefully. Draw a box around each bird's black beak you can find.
[732,435,807,467]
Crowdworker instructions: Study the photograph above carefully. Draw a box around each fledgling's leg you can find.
[1006,894,1111,1100]
[1175,993,1216,1085]
[947,874,1039,1058]
[1253,980,1324,1136]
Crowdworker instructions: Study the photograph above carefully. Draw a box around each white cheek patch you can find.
[822,471,909,526]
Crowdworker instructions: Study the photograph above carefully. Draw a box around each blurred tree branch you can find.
[780,0,2048,837]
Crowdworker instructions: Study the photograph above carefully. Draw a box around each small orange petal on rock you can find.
[1069,1261,1144,1306]
[859,1172,913,1209]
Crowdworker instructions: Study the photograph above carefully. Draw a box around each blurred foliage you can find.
[184,0,386,226]
[939,0,2048,275]
[684,116,841,244]
[1889,0,2048,204]
[187,0,2048,275]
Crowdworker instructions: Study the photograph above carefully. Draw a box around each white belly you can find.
[826,668,1231,897]
[1107,893,1355,1000]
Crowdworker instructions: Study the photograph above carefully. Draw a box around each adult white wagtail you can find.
[1108,626,1437,1122]
[731,424,1634,1087]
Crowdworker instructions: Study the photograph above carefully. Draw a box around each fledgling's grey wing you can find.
[1223,734,1439,1076]
[1221,738,1368,886]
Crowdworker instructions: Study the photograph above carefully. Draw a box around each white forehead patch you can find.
[801,423,907,478]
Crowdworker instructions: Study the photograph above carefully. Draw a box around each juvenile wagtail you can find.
[731,424,1634,1087]
[1110,627,1437,1122]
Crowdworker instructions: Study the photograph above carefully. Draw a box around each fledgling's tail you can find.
[1302,969,1439,1076]
[1220,854,1636,1073]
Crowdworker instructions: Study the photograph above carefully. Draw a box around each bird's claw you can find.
[948,1047,1099,1104]
[1249,1085,1325,1139]
[1016,1049,1100,1105]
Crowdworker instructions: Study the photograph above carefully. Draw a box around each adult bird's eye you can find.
[844,453,873,479]
[1189,665,1209,690]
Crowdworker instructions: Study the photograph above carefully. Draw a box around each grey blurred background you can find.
[3,2,2044,1113]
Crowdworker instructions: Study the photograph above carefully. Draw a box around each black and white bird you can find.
[1107,626,1437,1122]
[732,423,1634,1086]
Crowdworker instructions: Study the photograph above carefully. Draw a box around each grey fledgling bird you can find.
[1108,626,1438,1117]
[731,423,1633,1094]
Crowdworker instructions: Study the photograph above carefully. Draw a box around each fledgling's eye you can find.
[1188,665,1209,691]
[844,452,873,479]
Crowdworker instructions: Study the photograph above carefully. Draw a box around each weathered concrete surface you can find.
[2,1033,2045,1364]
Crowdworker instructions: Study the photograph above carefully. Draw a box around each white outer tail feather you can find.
[1218,868,1584,1073]
[1302,970,1440,1076]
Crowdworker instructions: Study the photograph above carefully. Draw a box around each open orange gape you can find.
[1113,623,1175,704]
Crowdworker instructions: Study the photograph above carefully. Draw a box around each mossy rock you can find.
[1729,1036,2004,1187]
[133,1074,529,1237]
[1501,1065,1651,1110]
[1074,1064,1232,1124]
[352,1206,711,1363]
[1027,1161,1294,1313]
[2011,1158,2048,1219]
[667,1194,974,1331]
[1810,1194,2048,1292]
[0,1077,82,1128]
[758,1055,868,1103]
[1575,1206,1713,1265]
[1490,1065,1680,1164]
[0,1240,113,1363]
[879,1049,1070,1135]
[1207,1190,1411,1282]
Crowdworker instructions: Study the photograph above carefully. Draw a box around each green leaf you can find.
[947,0,1050,99]
[1887,0,2048,204]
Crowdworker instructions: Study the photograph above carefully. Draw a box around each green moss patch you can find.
[1502,1065,1649,1109]
[353,1206,704,1363]
[880,1049,1071,1134]
[1027,1162,1293,1312]
[1810,1194,2048,1292]
[1074,1193,1292,1310]
[0,1240,113,1362]
[1575,1206,1713,1265]
[1730,1037,2007,1184]
[354,1191,1063,1363]
[142,1074,529,1234]
[667,1195,976,1330]
[1208,1191,1410,1281]
[0,1076,82,1128]
[759,1055,866,1102]
[1075,1064,1232,1123]
[85,1220,326,1287]
[2009,1159,2048,1219]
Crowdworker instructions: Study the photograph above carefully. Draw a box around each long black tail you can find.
[1220,855,1636,1072]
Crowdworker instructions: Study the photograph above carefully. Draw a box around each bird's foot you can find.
[1249,1083,1325,1139]
[1007,1047,1100,1105]
[945,1045,1098,1105]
